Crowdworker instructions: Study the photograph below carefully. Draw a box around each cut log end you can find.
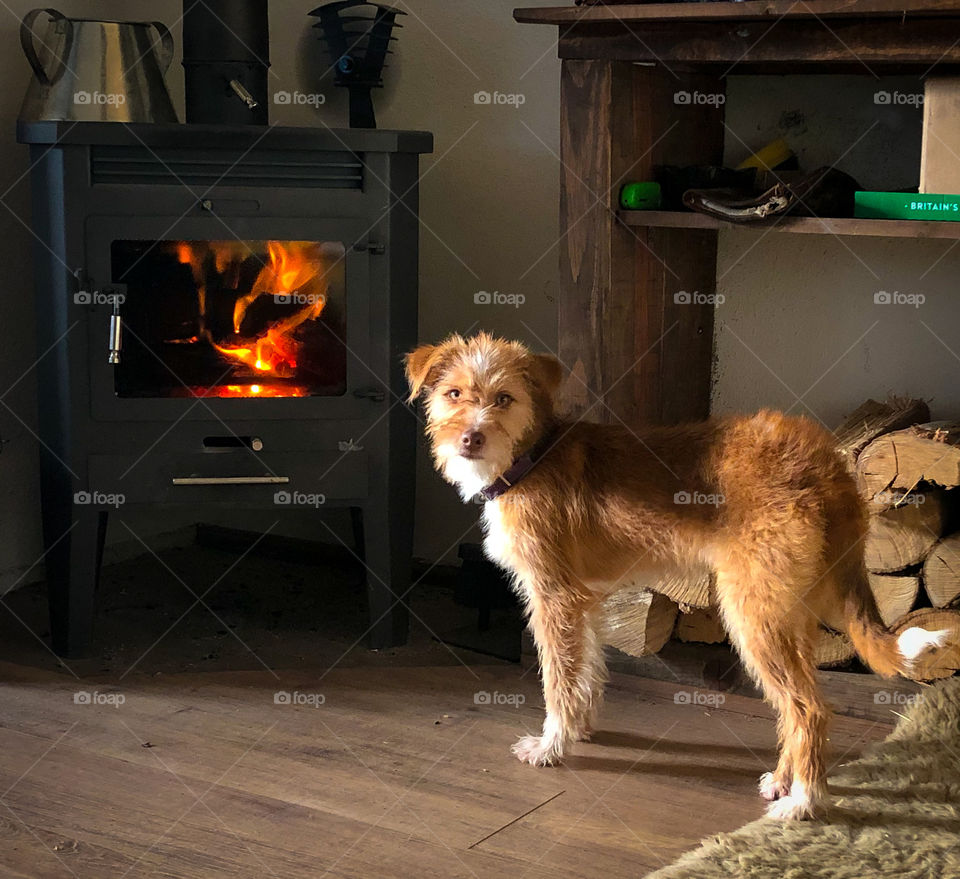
[868,573,921,626]
[864,491,945,573]
[835,397,930,467]
[922,532,960,608]
[599,589,678,657]
[856,423,960,499]
[891,608,960,681]
[815,629,856,668]
[676,606,727,644]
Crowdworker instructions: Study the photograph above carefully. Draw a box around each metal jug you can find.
[18,8,178,123]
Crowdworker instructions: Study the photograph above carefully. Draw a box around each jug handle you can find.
[20,8,73,86]
[151,21,175,76]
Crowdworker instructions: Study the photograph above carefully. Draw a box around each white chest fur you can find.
[480,500,514,568]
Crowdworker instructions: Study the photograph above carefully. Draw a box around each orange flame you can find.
[173,240,329,387]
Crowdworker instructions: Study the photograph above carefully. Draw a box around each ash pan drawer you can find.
[87,450,368,506]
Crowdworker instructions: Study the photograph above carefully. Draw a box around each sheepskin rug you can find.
[646,678,960,878]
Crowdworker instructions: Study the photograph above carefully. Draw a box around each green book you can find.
[855,191,960,221]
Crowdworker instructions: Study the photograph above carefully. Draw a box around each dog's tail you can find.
[844,571,949,678]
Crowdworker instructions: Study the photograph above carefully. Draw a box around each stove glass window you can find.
[111,239,347,398]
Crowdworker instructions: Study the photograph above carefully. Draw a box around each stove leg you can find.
[45,510,108,658]
[361,501,411,649]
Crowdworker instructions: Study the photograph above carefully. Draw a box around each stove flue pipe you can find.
[182,0,270,125]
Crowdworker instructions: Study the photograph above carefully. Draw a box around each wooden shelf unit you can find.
[515,0,960,24]
[515,1,960,426]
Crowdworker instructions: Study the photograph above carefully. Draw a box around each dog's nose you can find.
[460,430,486,451]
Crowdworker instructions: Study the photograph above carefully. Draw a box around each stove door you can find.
[84,216,380,421]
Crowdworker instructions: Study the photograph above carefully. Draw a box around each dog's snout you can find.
[460,430,486,452]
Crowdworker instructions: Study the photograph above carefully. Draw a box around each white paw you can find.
[765,788,817,821]
[511,734,563,767]
[758,771,790,802]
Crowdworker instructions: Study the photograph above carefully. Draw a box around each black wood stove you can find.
[16,120,432,656]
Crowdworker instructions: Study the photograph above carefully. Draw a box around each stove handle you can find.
[108,302,122,365]
[171,476,289,485]
[228,78,259,111]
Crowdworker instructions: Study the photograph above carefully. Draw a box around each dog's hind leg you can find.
[512,584,599,766]
[716,568,829,820]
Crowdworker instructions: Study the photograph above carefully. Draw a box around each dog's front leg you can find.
[512,588,594,767]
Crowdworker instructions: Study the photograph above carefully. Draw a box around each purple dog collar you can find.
[479,429,559,502]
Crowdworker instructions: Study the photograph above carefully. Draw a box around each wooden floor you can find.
[0,660,891,879]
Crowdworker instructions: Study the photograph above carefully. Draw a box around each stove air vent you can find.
[91,146,364,189]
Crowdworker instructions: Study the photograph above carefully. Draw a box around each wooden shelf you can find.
[526,1,960,427]
[617,210,960,239]
[515,0,960,25]
[514,1,960,68]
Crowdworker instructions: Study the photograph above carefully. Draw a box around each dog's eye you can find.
[496,393,513,408]
[446,389,461,400]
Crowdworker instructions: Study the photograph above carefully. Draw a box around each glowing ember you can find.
[185,383,310,399]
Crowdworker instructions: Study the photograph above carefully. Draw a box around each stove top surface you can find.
[17,120,433,154]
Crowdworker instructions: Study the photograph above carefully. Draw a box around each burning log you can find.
[172,239,329,383]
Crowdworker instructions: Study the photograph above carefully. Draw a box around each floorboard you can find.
[0,545,894,878]
[0,662,889,879]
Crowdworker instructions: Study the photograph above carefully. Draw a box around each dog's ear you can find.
[527,354,563,399]
[405,344,447,402]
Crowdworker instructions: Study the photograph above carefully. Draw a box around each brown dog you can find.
[406,332,947,820]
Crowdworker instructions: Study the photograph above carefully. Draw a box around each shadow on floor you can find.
[0,538,508,681]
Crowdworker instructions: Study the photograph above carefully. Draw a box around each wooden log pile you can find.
[598,397,960,681]
[845,408,960,678]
